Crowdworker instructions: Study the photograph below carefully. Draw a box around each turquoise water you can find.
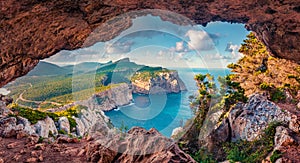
[105,68,231,137]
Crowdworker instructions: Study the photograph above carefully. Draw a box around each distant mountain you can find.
[63,62,103,73]
[27,61,70,76]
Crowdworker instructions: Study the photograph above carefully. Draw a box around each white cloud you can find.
[105,41,133,54]
[185,30,215,51]
[175,41,184,52]
[225,43,243,59]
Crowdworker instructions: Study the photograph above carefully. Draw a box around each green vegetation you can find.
[10,103,58,124]
[223,122,281,163]
[228,32,300,102]
[186,32,293,163]
[190,73,217,129]
[270,150,282,163]
[218,75,247,120]
[5,59,172,109]
[58,129,68,135]
[50,84,120,105]
[38,103,61,111]
[131,68,173,82]
[191,148,217,163]
[270,88,286,103]
[190,73,247,127]
[9,103,84,131]
[118,121,129,133]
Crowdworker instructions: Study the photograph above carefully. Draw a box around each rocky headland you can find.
[131,71,187,94]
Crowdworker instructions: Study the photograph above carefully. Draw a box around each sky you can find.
[45,15,250,68]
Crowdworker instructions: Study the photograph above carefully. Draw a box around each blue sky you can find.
[45,15,250,68]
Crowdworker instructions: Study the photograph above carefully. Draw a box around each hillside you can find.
[27,61,70,76]
[4,58,185,110]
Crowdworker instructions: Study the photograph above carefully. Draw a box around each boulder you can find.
[274,126,296,150]
[229,94,294,141]
[34,117,58,138]
[58,117,70,134]
[17,116,36,135]
[0,117,24,138]
[0,101,12,118]
[84,127,196,163]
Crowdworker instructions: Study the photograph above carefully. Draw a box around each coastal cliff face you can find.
[1,0,300,87]
[132,71,187,94]
[78,83,133,111]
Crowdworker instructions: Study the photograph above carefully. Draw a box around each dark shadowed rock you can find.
[1,0,300,87]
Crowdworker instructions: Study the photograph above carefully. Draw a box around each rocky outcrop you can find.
[181,93,300,156]
[58,117,70,134]
[78,83,133,111]
[73,106,111,137]
[34,117,58,138]
[83,127,196,163]
[17,116,36,135]
[229,94,298,141]
[132,71,187,94]
[263,126,300,163]
[1,1,300,87]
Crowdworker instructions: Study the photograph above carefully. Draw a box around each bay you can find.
[105,68,231,137]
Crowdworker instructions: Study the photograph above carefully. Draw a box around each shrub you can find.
[192,148,217,163]
[58,129,67,135]
[260,82,271,90]
[9,103,79,131]
[270,150,282,163]
[224,122,281,162]
[270,88,286,102]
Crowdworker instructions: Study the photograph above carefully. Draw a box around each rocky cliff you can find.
[1,0,300,87]
[132,71,187,94]
[77,83,133,111]
[179,93,300,161]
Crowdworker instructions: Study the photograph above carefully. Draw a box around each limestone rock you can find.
[73,107,111,137]
[0,101,12,118]
[288,115,300,134]
[76,83,132,112]
[34,117,58,138]
[274,126,296,150]
[58,117,70,134]
[269,126,300,162]
[0,117,24,138]
[132,71,187,94]
[229,94,294,141]
[17,116,36,135]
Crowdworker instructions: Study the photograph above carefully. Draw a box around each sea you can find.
[105,68,231,137]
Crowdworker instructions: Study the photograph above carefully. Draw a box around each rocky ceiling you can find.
[1,0,300,87]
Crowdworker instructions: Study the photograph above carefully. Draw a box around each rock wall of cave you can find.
[1,0,300,86]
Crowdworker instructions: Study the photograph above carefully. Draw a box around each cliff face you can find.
[132,71,187,94]
[78,83,133,111]
[1,0,300,87]
[179,93,300,161]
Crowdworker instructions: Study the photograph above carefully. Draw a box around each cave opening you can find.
[2,14,250,137]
